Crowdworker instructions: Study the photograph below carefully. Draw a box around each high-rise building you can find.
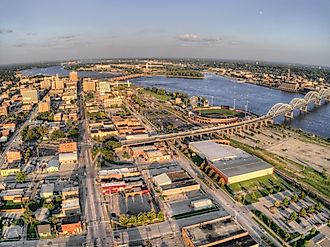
[69,71,78,82]
[83,79,96,92]
[98,81,111,94]
[21,88,39,104]
[51,74,65,90]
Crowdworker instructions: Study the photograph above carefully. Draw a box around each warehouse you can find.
[189,141,273,184]
[182,217,259,247]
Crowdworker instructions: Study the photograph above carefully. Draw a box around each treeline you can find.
[165,68,203,78]
[145,87,188,100]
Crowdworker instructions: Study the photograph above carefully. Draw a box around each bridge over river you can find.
[121,89,330,146]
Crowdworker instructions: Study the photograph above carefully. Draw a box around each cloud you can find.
[56,35,78,41]
[26,32,37,36]
[177,34,220,43]
[176,33,222,47]
[0,28,13,34]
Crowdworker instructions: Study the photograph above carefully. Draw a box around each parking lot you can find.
[250,190,330,235]
[109,193,156,216]
[143,109,194,133]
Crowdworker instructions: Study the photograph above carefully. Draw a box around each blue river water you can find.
[21,67,330,138]
[132,74,330,138]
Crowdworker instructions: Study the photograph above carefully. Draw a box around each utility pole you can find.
[233,99,236,110]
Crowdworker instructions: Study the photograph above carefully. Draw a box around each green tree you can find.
[310,227,317,235]
[289,212,298,221]
[157,212,165,222]
[299,207,307,217]
[119,215,129,227]
[50,130,65,140]
[282,197,290,207]
[307,205,315,214]
[315,202,324,211]
[122,151,130,159]
[16,171,26,183]
[291,194,299,202]
[299,191,306,200]
[67,127,79,139]
[24,147,32,161]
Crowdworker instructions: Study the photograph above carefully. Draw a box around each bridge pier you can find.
[299,105,308,113]
[284,111,293,121]
[314,100,321,106]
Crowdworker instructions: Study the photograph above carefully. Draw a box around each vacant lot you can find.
[232,126,330,173]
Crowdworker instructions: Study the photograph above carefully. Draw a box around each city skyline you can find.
[0,0,330,66]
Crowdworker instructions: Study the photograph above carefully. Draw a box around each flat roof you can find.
[183,217,249,247]
[62,198,80,209]
[212,156,273,178]
[189,141,249,162]
[41,183,55,193]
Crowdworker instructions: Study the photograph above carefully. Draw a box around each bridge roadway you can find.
[121,116,270,146]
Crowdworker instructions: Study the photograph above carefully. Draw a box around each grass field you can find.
[197,108,242,118]
[142,89,171,102]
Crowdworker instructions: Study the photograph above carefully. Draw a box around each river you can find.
[132,74,330,138]
[21,67,330,138]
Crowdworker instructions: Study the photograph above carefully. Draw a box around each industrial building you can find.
[152,166,200,196]
[189,141,273,184]
[182,217,259,247]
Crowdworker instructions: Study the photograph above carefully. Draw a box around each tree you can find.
[299,207,307,217]
[122,151,130,159]
[282,197,290,207]
[24,147,32,161]
[291,194,299,202]
[157,212,164,222]
[289,212,298,221]
[50,130,65,140]
[251,192,257,201]
[315,202,324,211]
[49,216,59,225]
[67,127,79,139]
[16,171,26,183]
[299,191,306,200]
[119,215,129,227]
[37,112,54,121]
[55,195,62,203]
[44,203,55,211]
[310,227,317,235]
[307,205,315,214]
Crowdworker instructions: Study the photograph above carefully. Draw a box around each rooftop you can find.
[212,156,273,178]
[189,141,250,162]
[183,217,252,247]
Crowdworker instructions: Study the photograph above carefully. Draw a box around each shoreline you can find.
[214,73,308,95]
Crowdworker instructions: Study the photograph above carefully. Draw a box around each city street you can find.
[78,86,112,246]
[173,147,283,247]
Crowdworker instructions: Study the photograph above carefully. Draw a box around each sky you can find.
[0,0,329,66]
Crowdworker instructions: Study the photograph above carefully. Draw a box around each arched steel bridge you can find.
[266,89,330,118]
[120,89,329,146]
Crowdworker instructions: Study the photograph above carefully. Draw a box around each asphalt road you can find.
[79,88,112,246]
[174,147,283,247]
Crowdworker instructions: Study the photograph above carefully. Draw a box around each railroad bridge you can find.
[266,89,330,119]
[121,89,330,147]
